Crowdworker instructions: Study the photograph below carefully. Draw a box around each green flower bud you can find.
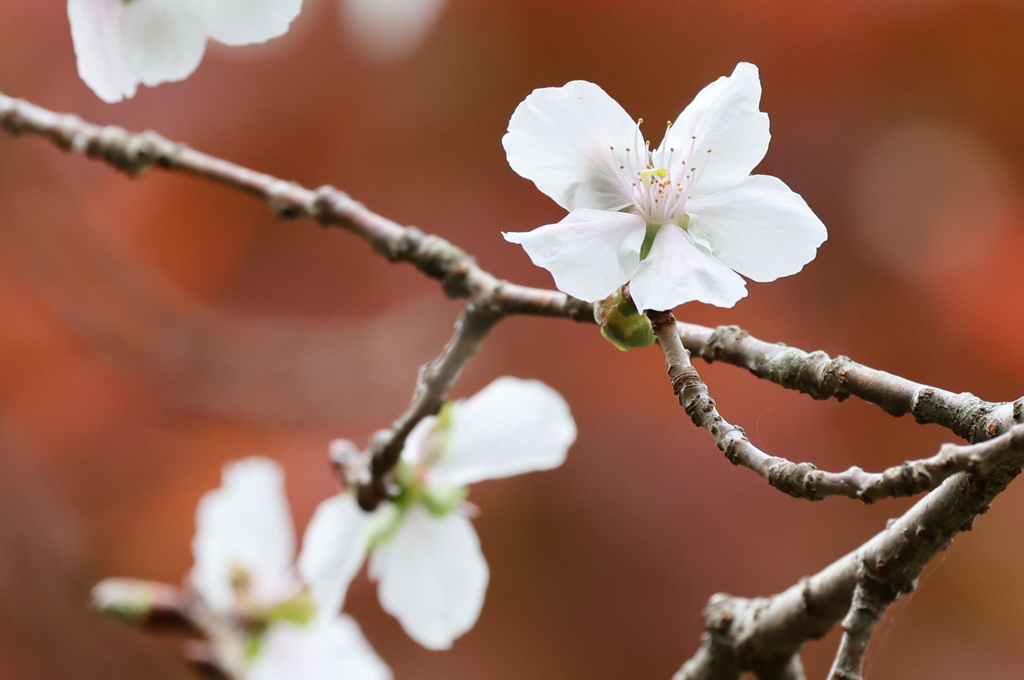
[594,289,655,351]
[91,578,192,631]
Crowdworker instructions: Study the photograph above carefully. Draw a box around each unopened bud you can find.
[594,288,655,351]
[92,578,196,634]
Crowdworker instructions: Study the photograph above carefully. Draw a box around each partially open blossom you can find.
[299,377,577,650]
[503,63,827,313]
[67,0,303,102]
[95,458,390,680]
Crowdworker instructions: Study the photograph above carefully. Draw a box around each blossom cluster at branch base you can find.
[92,377,575,675]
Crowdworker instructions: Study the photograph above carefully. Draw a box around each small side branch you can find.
[672,458,1023,678]
[827,567,896,680]
[340,305,500,509]
[653,313,1024,502]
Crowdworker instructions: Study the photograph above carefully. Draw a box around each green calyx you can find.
[239,587,318,661]
[368,434,470,549]
[391,457,469,517]
[594,288,655,351]
[258,588,316,627]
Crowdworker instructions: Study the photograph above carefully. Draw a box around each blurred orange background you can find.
[1,1,1024,678]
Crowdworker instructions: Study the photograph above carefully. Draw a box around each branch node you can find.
[767,460,824,500]
[705,324,749,362]
[265,180,307,219]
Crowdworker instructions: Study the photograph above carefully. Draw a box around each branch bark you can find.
[675,322,1022,442]
[339,304,501,509]
[0,91,592,325]
[654,313,1024,502]
[826,568,895,680]
[673,460,1022,679]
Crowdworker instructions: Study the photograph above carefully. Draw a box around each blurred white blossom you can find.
[67,0,303,102]
[300,377,576,650]
[341,0,448,60]
[503,63,828,313]
[96,458,390,680]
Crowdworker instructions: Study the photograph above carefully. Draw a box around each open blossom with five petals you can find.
[502,62,827,313]
[189,457,390,679]
[299,377,577,650]
[67,0,303,103]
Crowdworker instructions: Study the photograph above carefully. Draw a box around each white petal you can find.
[67,0,138,102]
[503,80,638,211]
[342,0,448,61]
[430,377,576,486]
[191,458,296,612]
[629,225,748,312]
[686,175,827,282]
[370,507,488,650]
[205,0,303,46]
[396,416,436,468]
[297,494,371,620]
[504,209,646,303]
[119,0,207,87]
[249,616,392,680]
[663,63,770,197]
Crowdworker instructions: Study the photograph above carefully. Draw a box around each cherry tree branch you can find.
[654,312,1024,501]
[8,91,1024,508]
[7,91,1024,510]
[673,459,1023,679]
[6,89,1024,680]
[675,322,1022,443]
[826,569,895,680]
[0,91,591,325]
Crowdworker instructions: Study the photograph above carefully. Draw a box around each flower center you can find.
[610,120,713,233]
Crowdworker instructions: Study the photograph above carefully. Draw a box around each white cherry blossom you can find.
[299,377,577,650]
[67,0,303,103]
[502,62,828,312]
[191,457,391,680]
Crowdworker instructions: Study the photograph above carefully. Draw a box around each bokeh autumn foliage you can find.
[1,1,1024,678]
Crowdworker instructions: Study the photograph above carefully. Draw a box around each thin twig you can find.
[827,565,896,680]
[655,313,1024,501]
[676,322,1022,443]
[336,305,501,509]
